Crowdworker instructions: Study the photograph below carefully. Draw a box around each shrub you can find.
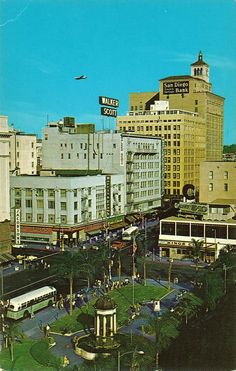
[30,340,50,366]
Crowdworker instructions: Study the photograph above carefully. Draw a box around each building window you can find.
[61,215,67,223]
[48,200,55,209]
[162,222,175,235]
[37,199,43,208]
[26,213,32,222]
[25,199,32,208]
[74,202,78,210]
[176,223,190,236]
[209,183,213,191]
[48,189,55,197]
[224,183,228,192]
[61,190,66,197]
[37,214,43,222]
[15,199,21,207]
[74,215,78,223]
[209,171,213,179]
[224,171,228,180]
[48,214,55,223]
[26,189,32,197]
[84,153,87,159]
[61,202,66,210]
[61,154,64,159]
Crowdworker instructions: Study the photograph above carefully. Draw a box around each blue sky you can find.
[0,0,235,144]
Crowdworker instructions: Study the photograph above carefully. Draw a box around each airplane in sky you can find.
[74,75,87,80]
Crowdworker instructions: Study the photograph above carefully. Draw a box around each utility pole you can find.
[143,218,147,286]
[223,264,227,295]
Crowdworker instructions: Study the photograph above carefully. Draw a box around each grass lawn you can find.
[0,339,55,371]
[51,284,168,334]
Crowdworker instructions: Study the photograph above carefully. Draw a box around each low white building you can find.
[10,173,125,244]
[159,216,236,262]
[41,120,163,215]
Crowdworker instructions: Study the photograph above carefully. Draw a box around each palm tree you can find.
[180,293,203,325]
[4,321,23,362]
[78,249,99,289]
[97,242,111,286]
[53,251,82,315]
[191,239,204,272]
[145,313,180,369]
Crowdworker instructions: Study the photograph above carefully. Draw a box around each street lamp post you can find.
[223,264,227,294]
[168,258,173,290]
[117,349,144,371]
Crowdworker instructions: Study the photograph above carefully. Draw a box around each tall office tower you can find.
[0,115,11,253]
[117,101,205,196]
[118,52,224,196]
[159,51,224,161]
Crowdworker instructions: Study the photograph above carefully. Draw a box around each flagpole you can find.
[132,236,136,307]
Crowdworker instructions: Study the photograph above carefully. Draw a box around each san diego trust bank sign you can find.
[163,80,189,95]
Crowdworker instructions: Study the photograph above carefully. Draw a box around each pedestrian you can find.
[62,355,70,368]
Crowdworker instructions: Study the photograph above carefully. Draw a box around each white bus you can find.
[122,226,139,241]
[6,286,57,320]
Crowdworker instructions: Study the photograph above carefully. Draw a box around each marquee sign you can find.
[163,80,189,95]
[15,208,21,245]
[105,175,111,217]
[178,202,209,215]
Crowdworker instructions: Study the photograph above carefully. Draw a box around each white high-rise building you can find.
[10,119,163,244]
[9,127,37,175]
[0,116,11,221]
[0,115,12,254]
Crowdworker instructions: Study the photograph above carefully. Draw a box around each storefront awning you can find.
[125,216,136,223]
[86,229,103,237]
[108,222,128,231]
[0,253,15,264]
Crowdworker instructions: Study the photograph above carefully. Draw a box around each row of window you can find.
[14,186,122,198]
[209,183,229,192]
[209,171,228,180]
[162,222,236,239]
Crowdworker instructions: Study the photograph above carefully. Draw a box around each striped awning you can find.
[0,253,16,264]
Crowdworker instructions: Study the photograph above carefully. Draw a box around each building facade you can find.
[159,216,236,262]
[9,128,37,175]
[10,123,163,243]
[0,116,12,254]
[41,120,163,214]
[118,52,224,197]
[10,173,125,244]
[200,161,236,204]
[117,101,205,196]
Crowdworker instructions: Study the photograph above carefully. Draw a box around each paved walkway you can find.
[18,277,193,368]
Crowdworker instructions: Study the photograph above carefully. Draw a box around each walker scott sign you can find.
[101,107,117,117]
[99,96,119,107]
[163,80,189,94]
